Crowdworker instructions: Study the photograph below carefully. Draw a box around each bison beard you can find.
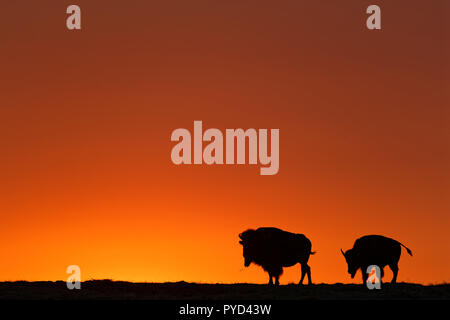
[239,227,315,286]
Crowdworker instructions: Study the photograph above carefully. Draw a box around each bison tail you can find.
[310,251,317,255]
[399,242,413,256]
[405,247,413,256]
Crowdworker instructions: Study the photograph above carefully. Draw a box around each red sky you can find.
[0,1,448,284]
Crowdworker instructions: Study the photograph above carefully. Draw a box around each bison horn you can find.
[340,248,345,257]
[239,233,243,239]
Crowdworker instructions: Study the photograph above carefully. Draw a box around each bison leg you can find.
[272,268,282,286]
[299,263,311,285]
[389,264,399,283]
[306,264,312,285]
[275,276,280,286]
[362,267,369,285]
[268,273,274,286]
[299,267,306,285]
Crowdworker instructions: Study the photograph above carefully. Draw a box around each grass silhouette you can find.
[0,280,448,300]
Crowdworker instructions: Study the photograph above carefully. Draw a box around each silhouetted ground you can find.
[0,280,448,300]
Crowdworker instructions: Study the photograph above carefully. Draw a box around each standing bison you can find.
[341,235,413,284]
[238,227,315,285]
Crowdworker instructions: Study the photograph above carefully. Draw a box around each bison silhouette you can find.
[341,235,413,284]
[238,227,315,285]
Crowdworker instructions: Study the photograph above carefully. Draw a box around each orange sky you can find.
[0,1,448,284]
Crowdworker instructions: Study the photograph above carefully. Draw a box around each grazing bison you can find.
[341,235,413,284]
[238,227,315,285]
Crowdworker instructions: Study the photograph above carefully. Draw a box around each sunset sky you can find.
[0,1,448,284]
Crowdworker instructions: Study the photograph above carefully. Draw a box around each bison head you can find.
[239,230,255,267]
[341,248,358,278]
